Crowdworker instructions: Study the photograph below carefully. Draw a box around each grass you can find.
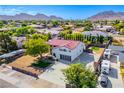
[91,46,100,51]
[32,60,51,68]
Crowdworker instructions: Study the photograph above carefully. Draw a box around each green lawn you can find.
[91,46,100,51]
[32,60,51,68]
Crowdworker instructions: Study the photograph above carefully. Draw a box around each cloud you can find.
[0,6,37,15]
[0,6,22,15]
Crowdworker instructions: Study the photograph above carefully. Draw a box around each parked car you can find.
[100,74,108,87]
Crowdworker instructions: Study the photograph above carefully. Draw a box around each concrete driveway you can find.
[73,52,95,64]
[39,62,68,87]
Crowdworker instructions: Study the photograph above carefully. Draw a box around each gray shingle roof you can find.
[82,31,108,37]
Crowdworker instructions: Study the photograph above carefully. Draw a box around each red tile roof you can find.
[48,39,80,50]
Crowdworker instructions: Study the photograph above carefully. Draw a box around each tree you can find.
[14,26,36,36]
[99,35,104,44]
[21,21,28,27]
[51,20,60,27]
[47,32,52,40]
[83,20,93,31]
[32,34,48,41]
[0,32,18,53]
[0,21,4,28]
[120,28,124,35]
[24,39,50,58]
[60,30,72,38]
[83,26,93,31]
[62,63,97,88]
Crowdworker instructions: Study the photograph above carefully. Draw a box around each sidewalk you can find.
[0,66,62,88]
[0,72,32,88]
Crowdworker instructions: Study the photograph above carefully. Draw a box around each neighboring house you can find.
[82,31,109,37]
[15,23,22,27]
[37,27,63,38]
[48,39,85,62]
[73,27,84,33]
[0,28,11,32]
[12,37,26,48]
[30,24,45,29]
[94,25,115,32]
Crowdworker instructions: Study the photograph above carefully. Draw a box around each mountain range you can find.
[1,11,124,21]
[0,13,63,20]
[88,11,124,21]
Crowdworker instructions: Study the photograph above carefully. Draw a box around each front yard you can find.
[32,60,51,68]
[8,55,51,77]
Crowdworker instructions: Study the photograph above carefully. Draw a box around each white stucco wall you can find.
[52,42,85,62]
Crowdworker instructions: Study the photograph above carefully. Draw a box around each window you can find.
[53,53,56,57]
[59,49,67,52]
[60,54,71,61]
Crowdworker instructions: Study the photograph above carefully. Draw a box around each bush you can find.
[62,63,97,88]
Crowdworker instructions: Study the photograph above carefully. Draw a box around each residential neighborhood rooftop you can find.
[82,31,109,37]
[48,39,80,50]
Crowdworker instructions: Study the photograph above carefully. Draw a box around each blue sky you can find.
[0,5,124,19]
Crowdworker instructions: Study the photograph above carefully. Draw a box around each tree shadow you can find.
[107,78,112,88]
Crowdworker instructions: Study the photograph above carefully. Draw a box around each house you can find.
[73,27,84,33]
[48,39,85,62]
[12,37,26,48]
[94,25,115,32]
[30,24,45,29]
[82,31,108,37]
[0,28,11,32]
[37,27,62,38]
